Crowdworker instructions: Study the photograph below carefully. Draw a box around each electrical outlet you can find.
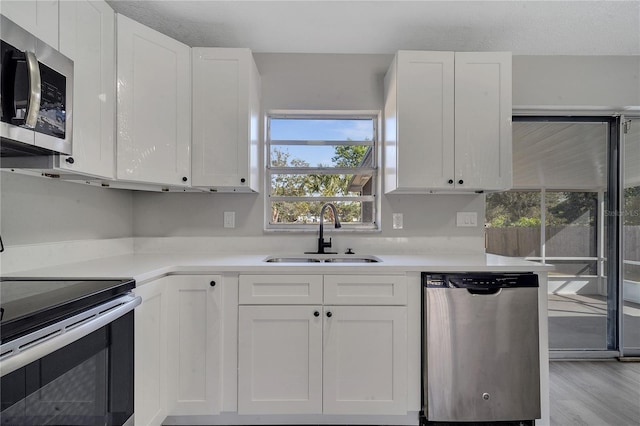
[224,211,235,228]
[393,213,403,229]
[456,212,478,227]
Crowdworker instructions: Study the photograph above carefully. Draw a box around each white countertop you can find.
[4,252,552,285]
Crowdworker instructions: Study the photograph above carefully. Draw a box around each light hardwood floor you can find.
[550,361,640,425]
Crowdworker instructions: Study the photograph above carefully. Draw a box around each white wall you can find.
[0,171,133,245]
[132,53,487,250]
[2,54,639,250]
[513,55,640,107]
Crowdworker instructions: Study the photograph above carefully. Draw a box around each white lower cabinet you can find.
[134,278,168,426]
[134,275,223,425]
[237,274,408,416]
[323,305,407,415]
[165,275,222,416]
[238,305,323,414]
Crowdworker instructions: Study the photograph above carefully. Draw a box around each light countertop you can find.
[4,252,552,285]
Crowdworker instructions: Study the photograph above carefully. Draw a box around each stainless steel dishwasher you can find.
[421,272,540,426]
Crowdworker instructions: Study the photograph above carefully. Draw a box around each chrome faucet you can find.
[307,202,341,254]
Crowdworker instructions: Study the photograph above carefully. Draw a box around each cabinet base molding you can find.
[163,411,420,425]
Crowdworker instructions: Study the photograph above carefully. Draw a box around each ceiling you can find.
[512,119,640,190]
[106,1,640,55]
[512,122,608,190]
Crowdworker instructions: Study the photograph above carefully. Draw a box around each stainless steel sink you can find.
[323,257,380,263]
[264,257,322,263]
[264,255,381,263]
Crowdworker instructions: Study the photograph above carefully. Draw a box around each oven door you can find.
[0,311,134,426]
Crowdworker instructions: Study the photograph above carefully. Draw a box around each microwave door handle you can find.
[24,51,41,129]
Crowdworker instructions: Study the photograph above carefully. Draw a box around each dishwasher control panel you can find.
[422,272,539,289]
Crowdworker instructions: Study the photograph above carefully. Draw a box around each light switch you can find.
[456,212,478,227]
[224,211,235,228]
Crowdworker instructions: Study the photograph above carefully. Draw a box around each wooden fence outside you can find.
[486,225,640,262]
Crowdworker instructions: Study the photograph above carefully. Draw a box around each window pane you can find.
[270,174,371,197]
[270,118,374,141]
[270,145,373,169]
[485,191,541,257]
[545,191,598,257]
[270,200,373,225]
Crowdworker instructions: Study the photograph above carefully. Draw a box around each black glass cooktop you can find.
[0,278,135,344]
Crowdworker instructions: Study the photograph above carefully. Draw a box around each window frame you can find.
[264,110,381,232]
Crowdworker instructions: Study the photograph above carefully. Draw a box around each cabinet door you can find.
[387,50,455,192]
[58,0,115,179]
[116,14,191,186]
[323,306,407,415]
[324,275,407,305]
[454,52,512,191]
[191,48,260,191]
[166,275,222,415]
[134,279,167,426]
[0,0,58,48]
[238,305,323,414]
[239,274,323,305]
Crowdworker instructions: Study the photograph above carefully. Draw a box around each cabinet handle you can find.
[326,311,333,318]
[65,157,75,164]
[448,179,454,184]
[210,280,216,287]
[240,178,246,183]
[458,179,464,185]
[182,176,188,182]
[314,311,320,317]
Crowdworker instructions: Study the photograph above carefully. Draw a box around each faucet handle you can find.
[323,237,332,248]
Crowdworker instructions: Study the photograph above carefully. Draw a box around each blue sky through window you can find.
[270,118,373,166]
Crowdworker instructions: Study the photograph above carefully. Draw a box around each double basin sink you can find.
[264,254,381,263]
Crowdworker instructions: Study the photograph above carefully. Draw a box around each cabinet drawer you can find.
[239,275,323,304]
[323,275,407,305]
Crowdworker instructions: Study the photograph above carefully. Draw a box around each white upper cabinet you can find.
[384,50,512,193]
[454,52,512,191]
[192,48,261,192]
[116,14,191,187]
[58,0,115,179]
[0,0,59,48]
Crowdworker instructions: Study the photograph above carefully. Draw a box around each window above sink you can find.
[265,111,380,232]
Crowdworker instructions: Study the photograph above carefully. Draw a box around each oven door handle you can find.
[0,294,141,377]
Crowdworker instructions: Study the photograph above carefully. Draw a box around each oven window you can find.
[1,312,133,425]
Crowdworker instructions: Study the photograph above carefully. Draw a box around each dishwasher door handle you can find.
[467,288,502,296]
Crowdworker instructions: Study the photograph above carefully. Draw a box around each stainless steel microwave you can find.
[1,15,73,157]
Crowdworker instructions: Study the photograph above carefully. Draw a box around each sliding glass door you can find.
[487,116,630,356]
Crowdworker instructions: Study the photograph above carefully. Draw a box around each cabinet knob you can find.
[210,280,216,287]
[314,311,320,317]
[240,178,246,183]
[326,311,333,318]
[65,157,75,164]
[458,179,464,185]
[182,176,188,182]
[448,179,453,184]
